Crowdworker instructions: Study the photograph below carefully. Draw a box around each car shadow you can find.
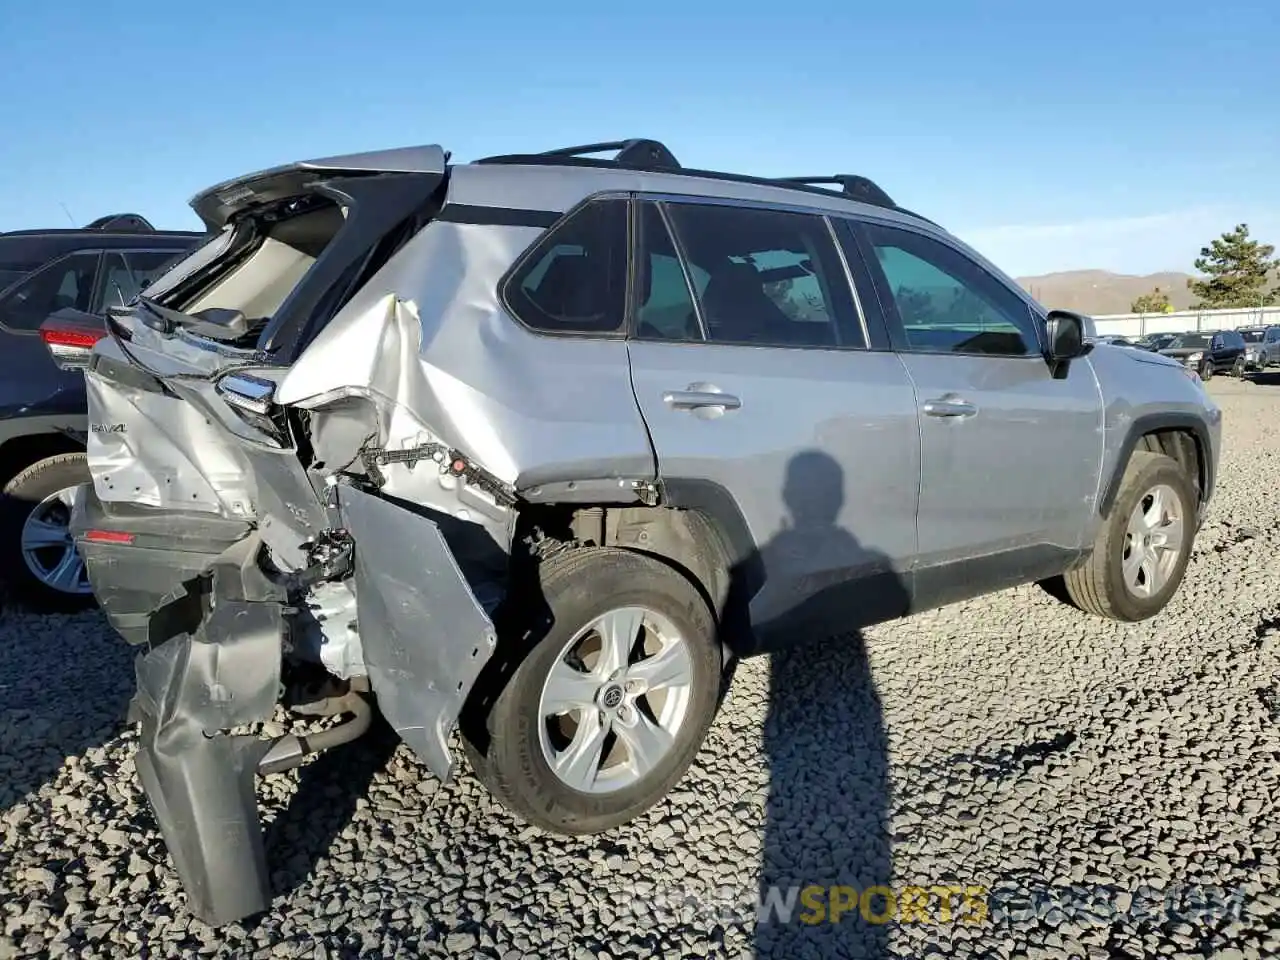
[737,450,903,959]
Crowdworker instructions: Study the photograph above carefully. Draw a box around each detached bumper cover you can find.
[128,535,288,926]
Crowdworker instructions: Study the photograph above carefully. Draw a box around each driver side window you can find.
[0,251,101,332]
[859,221,1039,357]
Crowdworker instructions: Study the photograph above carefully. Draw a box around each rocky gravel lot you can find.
[3,375,1280,959]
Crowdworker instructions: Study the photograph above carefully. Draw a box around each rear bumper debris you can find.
[74,482,501,925]
[127,537,288,925]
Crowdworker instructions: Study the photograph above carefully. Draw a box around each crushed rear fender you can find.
[335,483,499,780]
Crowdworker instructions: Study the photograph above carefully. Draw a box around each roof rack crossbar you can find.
[773,175,895,208]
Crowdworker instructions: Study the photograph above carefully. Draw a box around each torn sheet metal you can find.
[336,484,497,781]
[130,555,285,925]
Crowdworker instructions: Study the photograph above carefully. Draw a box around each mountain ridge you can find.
[1015,269,1196,315]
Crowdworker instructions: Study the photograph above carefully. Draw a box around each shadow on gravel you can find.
[1245,372,1280,387]
[746,451,899,959]
[258,714,399,909]
[0,593,134,815]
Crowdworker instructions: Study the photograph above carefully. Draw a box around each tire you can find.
[0,452,95,613]
[1233,357,1246,378]
[462,546,722,835]
[1055,451,1196,622]
[1199,359,1213,381]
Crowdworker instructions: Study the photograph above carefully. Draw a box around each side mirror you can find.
[1042,310,1092,378]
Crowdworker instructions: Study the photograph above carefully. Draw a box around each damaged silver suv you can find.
[62,139,1222,925]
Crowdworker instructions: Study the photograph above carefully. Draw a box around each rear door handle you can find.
[922,397,978,418]
[663,382,742,413]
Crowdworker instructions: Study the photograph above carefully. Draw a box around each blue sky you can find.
[1,0,1276,277]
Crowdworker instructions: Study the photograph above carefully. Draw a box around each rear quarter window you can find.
[503,198,629,336]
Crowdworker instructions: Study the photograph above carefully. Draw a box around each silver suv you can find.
[61,140,1222,925]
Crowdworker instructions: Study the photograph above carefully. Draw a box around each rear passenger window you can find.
[659,203,862,349]
[0,251,100,331]
[504,199,628,335]
[92,250,182,311]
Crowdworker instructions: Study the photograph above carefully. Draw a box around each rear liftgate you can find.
[121,483,498,925]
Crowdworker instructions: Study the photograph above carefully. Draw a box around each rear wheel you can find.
[1051,451,1196,621]
[1233,356,1247,377]
[1,453,95,613]
[462,546,722,835]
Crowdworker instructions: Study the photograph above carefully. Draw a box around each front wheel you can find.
[463,546,722,835]
[1233,357,1247,378]
[1053,451,1196,621]
[1199,359,1214,381]
[1,452,95,612]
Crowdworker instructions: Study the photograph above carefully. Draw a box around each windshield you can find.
[1169,334,1210,349]
[1242,330,1264,343]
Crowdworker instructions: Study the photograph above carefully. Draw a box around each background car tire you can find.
[1199,359,1213,381]
[1233,357,1246,377]
[462,546,722,835]
[0,452,95,613]
[1052,451,1196,622]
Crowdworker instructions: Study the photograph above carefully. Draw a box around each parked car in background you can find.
[1237,325,1280,371]
[1158,330,1247,379]
[1090,335,1140,348]
[1137,332,1178,352]
[61,138,1222,926]
[0,214,203,609]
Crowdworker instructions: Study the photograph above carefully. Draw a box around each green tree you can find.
[1187,224,1277,309]
[1131,287,1173,314]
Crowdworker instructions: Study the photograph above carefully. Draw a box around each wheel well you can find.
[0,432,84,490]
[1137,428,1204,502]
[511,502,742,634]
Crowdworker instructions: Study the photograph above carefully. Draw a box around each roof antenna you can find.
[58,202,76,226]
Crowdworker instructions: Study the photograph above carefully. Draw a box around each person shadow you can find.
[742,450,906,959]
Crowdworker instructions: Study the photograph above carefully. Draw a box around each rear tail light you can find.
[215,372,289,447]
[39,322,108,371]
[83,529,134,544]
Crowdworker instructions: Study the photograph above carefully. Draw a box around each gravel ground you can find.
[3,375,1280,959]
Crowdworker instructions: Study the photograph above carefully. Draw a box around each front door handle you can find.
[922,397,978,418]
[663,383,742,413]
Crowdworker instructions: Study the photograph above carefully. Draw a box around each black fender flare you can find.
[1098,412,1213,517]
[657,477,764,654]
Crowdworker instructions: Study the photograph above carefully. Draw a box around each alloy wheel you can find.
[19,486,92,595]
[537,605,694,794]
[1122,483,1184,599]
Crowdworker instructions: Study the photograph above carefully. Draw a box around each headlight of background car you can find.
[1187,351,1203,364]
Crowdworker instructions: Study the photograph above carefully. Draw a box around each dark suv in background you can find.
[0,214,203,609]
[1158,330,1247,380]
